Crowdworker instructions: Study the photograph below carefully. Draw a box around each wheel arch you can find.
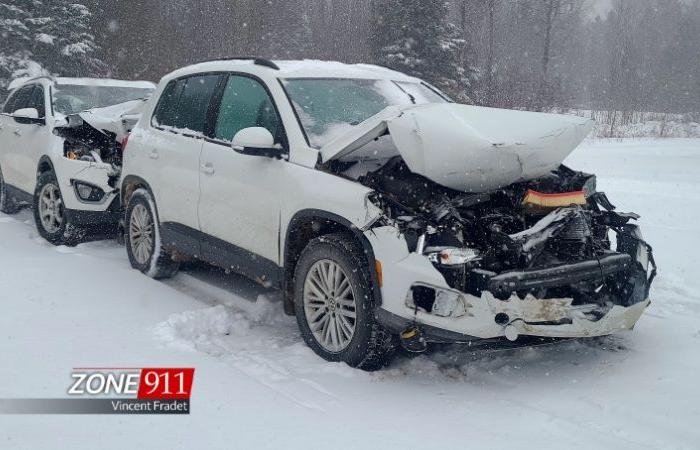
[36,156,54,176]
[283,209,382,315]
[121,175,156,210]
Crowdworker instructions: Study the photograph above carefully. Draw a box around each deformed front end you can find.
[360,161,655,344]
[50,100,148,227]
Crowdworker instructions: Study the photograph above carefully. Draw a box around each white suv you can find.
[121,58,655,370]
[0,77,154,244]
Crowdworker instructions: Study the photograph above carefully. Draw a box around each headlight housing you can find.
[426,247,481,266]
[72,180,105,203]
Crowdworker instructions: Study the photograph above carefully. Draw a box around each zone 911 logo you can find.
[68,368,195,399]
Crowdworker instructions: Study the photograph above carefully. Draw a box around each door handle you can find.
[200,163,215,175]
[148,149,159,160]
[13,128,21,136]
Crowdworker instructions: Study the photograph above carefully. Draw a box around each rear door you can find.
[147,74,222,232]
[198,74,287,271]
[1,84,51,193]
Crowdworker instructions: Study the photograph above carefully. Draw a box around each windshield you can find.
[282,78,448,148]
[53,84,153,115]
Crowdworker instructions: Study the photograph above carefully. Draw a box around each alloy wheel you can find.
[129,203,154,265]
[38,183,64,233]
[303,259,357,353]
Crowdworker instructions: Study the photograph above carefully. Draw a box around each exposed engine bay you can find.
[52,99,147,191]
[54,116,123,166]
[334,156,656,326]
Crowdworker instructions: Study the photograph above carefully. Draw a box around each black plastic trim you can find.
[161,222,283,288]
[487,253,632,294]
[195,57,280,70]
[285,209,383,306]
[374,308,477,343]
[4,183,32,204]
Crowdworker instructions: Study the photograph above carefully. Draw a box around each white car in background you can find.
[0,77,154,245]
[119,58,655,370]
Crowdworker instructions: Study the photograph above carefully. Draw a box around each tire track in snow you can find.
[158,270,344,411]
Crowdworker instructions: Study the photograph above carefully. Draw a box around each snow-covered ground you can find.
[1,139,699,449]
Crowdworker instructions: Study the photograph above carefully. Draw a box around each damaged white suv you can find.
[120,58,655,370]
[0,77,154,244]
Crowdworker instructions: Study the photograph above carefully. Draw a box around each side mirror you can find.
[12,108,44,125]
[232,127,285,159]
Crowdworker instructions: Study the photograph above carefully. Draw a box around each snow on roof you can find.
[8,77,155,91]
[54,78,155,89]
[166,59,422,83]
[274,60,420,81]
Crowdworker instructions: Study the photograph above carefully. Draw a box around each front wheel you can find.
[125,189,179,279]
[33,171,79,245]
[294,233,396,371]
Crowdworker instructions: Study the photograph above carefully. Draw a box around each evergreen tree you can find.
[0,0,105,95]
[371,0,475,102]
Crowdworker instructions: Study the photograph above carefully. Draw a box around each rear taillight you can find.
[121,134,130,152]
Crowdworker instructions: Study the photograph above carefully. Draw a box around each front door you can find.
[198,74,287,270]
[15,84,52,194]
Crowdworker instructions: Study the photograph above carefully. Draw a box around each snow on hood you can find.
[64,99,149,142]
[321,104,594,193]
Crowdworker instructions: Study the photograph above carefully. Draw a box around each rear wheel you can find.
[125,189,179,279]
[294,233,396,371]
[33,171,79,245]
[0,167,20,214]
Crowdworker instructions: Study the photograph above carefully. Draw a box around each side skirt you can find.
[5,184,33,205]
[161,222,283,288]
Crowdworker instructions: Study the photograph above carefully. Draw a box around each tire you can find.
[294,233,396,371]
[0,166,20,215]
[124,188,179,279]
[33,171,79,245]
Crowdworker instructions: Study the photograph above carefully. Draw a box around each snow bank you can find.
[562,109,700,138]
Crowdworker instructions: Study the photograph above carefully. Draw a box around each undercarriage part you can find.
[399,327,427,353]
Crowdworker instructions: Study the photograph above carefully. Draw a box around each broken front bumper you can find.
[366,226,654,343]
[52,157,120,218]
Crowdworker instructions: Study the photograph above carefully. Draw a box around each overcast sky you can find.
[590,0,612,17]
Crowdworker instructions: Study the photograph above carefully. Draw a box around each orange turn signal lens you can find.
[374,260,383,288]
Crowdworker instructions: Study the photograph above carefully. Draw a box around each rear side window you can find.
[152,75,220,134]
[214,75,283,143]
[152,80,184,127]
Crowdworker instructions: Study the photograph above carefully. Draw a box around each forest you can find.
[1,0,699,129]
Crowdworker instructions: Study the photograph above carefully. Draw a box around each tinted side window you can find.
[28,86,46,117]
[152,75,220,133]
[214,75,282,143]
[174,75,220,133]
[152,80,183,127]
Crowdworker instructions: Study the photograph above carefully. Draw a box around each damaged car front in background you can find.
[52,99,147,216]
[321,103,656,347]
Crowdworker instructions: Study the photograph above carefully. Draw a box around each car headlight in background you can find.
[72,180,105,203]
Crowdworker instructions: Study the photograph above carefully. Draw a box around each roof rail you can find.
[197,57,280,70]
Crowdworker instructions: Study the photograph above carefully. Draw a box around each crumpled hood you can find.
[321,103,594,192]
[61,99,149,142]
